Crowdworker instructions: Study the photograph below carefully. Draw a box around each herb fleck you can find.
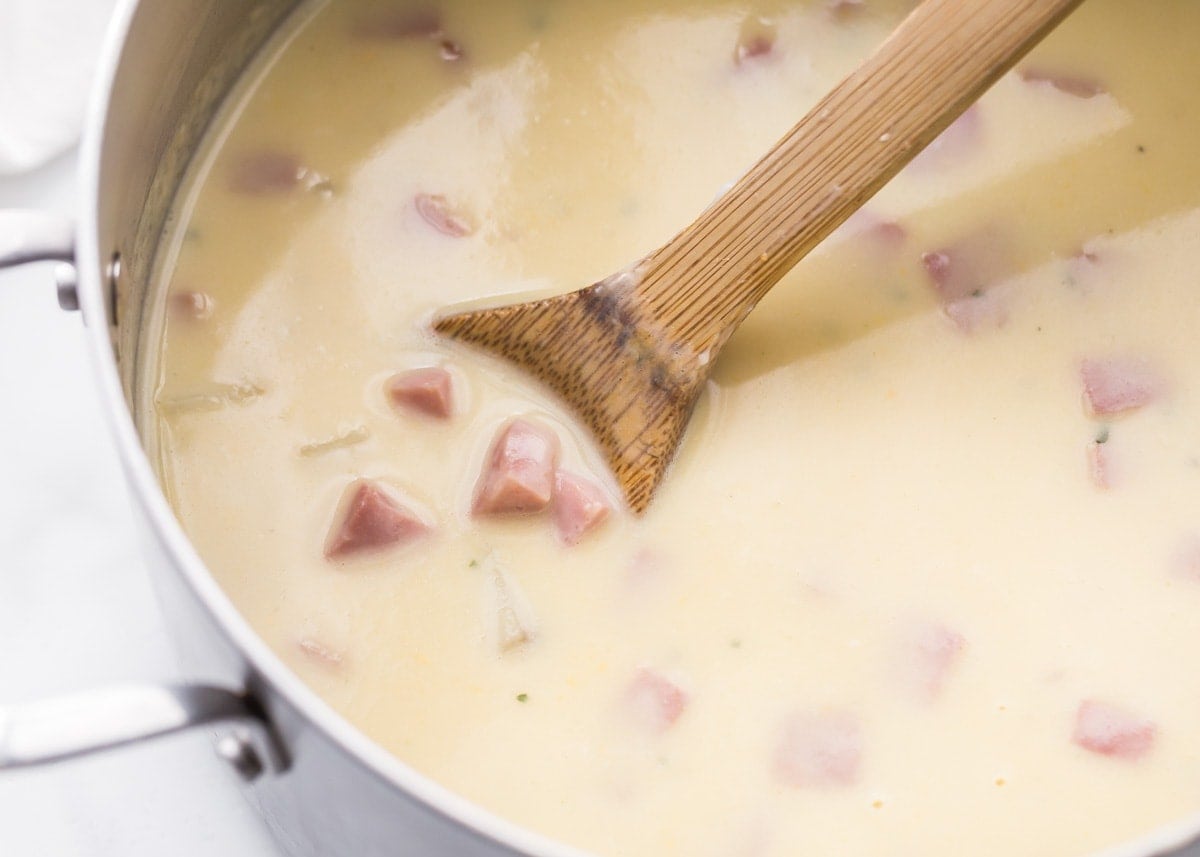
[468,559,479,568]
[730,638,743,649]
[516,693,528,703]
[1095,425,1110,444]
[1137,144,1146,154]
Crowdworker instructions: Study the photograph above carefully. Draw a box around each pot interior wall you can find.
[97,0,300,414]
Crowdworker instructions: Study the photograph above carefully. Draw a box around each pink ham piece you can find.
[169,290,215,321]
[415,193,474,237]
[922,229,1012,331]
[1170,534,1200,582]
[828,0,867,21]
[387,367,454,419]
[325,480,429,559]
[833,208,906,251]
[473,419,560,516]
[1080,357,1162,417]
[733,16,776,66]
[775,711,861,788]
[298,638,344,669]
[1020,67,1106,99]
[1086,439,1117,490]
[908,105,981,171]
[625,668,688,733]
[228,151,302,194]
[1073,700,1156,760]
[553,471,612,545]
[354,8,443,39]
[904,622,965,700]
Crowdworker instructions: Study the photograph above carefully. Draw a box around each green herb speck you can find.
[516,693,528,703]
[730,638,742,649]
[1095,426,1110,444]
[468,559,479,568]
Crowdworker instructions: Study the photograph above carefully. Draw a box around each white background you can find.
[0,155,279,856]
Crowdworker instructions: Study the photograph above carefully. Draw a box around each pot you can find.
[0,2,1198,856]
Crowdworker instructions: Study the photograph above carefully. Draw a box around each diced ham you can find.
[734,16,777,66]
[1072,700,1156,760]
[298,637,344,668]
[833,209,906,250]
[1020,67,1106,99]
[387,367,454,419]
[228,151,302,194]
[908,106,981,171]
[169,290,215,320]
[415,193,474,237]
[473,419,560,516]
[942,288,1009,333]
[354,8,443,39]
[553,471,612,545]
[1170,534,1200,582]
[902,621,965,700]
[1080,357,1163,417]
[921,229,1012,331]
[325,480,430,559]
[1086,440,1114,490]
[775,711,862,788]
[625,668,688,733]
[828,0,866,21]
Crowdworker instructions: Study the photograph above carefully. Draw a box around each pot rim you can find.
[74,3,584,856]
[71,3,1200,857]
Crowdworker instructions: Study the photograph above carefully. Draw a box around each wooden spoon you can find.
[435,0,1083,513]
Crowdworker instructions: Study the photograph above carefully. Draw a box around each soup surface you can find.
[148,1,1200,854]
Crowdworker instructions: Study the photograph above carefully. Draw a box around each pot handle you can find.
[0,683,287,780]
[0,209,80,310]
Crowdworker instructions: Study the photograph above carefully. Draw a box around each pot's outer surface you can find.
[67,1,1200,855]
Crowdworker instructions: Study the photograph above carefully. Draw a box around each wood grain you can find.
[436,0,1084,513]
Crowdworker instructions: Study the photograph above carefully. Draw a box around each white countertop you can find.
[0,154,279,856]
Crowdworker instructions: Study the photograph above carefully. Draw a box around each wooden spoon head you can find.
[434,273,710,513]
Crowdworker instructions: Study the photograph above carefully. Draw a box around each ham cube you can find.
[1020,67,1106,99]
[415,193,474,237]
[553,471,612,545]
[387,367,454,419]
[169,290,215,321]
[908,106,981,171]
[325,480,430,559]
[1171,534,1200,582]
[229,151,302,194]
[902,622,965,700]
[828,0,866,21]
[775,711,861,788]
[942,288,1008,333]
[734,16,777,66]
[922,229,1012,331]
[1072,700,1156,760]
[353,8,443,39]
[473,419,560,516]
[1081,357,1162,417]
[1086,440,1115,490]
[298,637,344,669]
[625,668,688,733]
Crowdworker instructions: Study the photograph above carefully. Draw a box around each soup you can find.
[147,0,1200,854]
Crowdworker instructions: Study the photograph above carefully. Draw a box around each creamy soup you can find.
[146,1,1200,854]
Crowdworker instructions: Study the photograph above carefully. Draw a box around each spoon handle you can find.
[635,0,1083,355]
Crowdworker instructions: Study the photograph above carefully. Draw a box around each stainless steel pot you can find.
[1,2,1199,856]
